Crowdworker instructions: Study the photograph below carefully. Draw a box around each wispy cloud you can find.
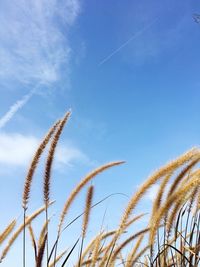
[54,144,90,168]
[0,0,80,84]
[0,90,35,129]
[0,133,38,166]
[99,18,158,66]
[0,132,89,168]
[0,0,80,127]
[121,14,188,65]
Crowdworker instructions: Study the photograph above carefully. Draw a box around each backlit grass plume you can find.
[0,219,16,245]
[22,120,61,210]
[58,160,125,236]
[1,112,200,267]
[43,110,71,207]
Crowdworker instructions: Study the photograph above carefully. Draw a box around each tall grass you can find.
[0,112,199,266]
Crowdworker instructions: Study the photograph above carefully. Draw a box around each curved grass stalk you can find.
[79,186,94,267]
[58,161,125,235]
[110,228,149,265]
[149,175,200,247]
[98,148,199,267]
[44,111,71,266]
[0,219,16,245]
[0,202,54,262]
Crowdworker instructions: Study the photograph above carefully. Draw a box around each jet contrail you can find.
[99,18,158,66]
[0,85,39,129]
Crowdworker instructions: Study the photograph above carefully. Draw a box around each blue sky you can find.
[0,0,200,265]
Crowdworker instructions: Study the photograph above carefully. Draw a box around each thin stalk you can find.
[23,208,26,267]
[78,237,84,267]
[45,207,49,267]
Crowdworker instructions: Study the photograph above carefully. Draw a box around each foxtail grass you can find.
[2,113,200,267]
[0,219,16,245]
[79,186,94,266]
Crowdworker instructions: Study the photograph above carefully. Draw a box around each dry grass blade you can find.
[0,219,16,245]
[28,224,37,260]
[82,186,94,239]
[81,257,102,266]
[183,245,199,257]
[61,238,80,267]
[110,228,149,264]
[128,245,150,266]
[125,213,148,229]
[79,186,94,266]
[118,251,126,267]
[48,193,119,265]
[99,148,199,267]
[120,148,199,232]
[167,198,185,237]
[58,160,125,235]
[149,175,200,247]
[36,233,47,267]
[0,202,54,262]
[79,230,116,266]
[38,219,50,249]
[125,234,145,267]
[167,157,200,198]
[3,111,200,267]
[153,230,187,266]
[152,172,173,217]
[91,231,104,267]
[49,250,67,267]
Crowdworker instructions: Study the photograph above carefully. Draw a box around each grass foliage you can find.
[0,111,199,266]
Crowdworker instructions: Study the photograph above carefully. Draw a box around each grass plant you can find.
[0,112,199,266]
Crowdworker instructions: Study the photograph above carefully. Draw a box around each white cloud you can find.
[0,133,39,166]
[55,145,90,167]
[145,184,160,202]
[0,132,88,168]
[0,0,80,128]
[145,183,171,202]
[0,90,34,129]
[0,0,80,84]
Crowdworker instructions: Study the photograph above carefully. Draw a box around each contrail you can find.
[99,18,158,66]
[0,85,39,129]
